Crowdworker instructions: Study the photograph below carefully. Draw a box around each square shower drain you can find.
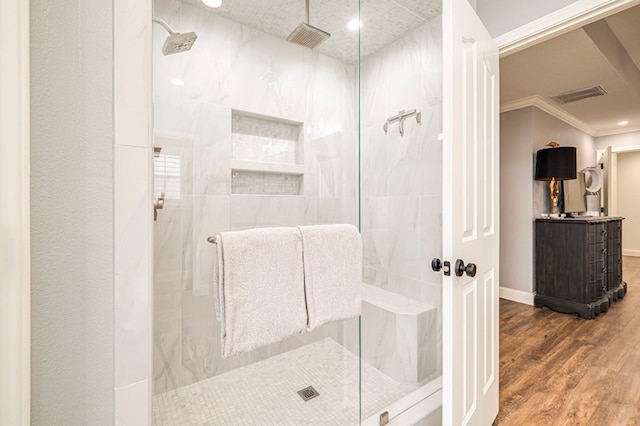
[297,386,320,401]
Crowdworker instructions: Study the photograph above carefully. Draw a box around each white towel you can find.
[215,227,307,358]
[298,224,363,331]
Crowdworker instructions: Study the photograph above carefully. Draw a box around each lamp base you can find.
[549,177,559,215]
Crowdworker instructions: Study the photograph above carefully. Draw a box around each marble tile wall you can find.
[152,0,358,395]
[114,0,153,423]
[359,16,444,380]
[359,284,438,384]
[152,0,443,412]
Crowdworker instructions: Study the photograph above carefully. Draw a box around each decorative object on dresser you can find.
[534,217,627,320]
[534,142,577,215]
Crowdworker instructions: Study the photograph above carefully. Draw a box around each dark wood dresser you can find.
[534,217,627,319]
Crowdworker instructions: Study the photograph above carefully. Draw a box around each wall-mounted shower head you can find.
[286,0,330,49]
[153,16,197,56]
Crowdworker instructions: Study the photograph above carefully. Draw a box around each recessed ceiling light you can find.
[171,79,185,86]
[618,120,629,126]
[202,0,222,8]
[346,18,362,31]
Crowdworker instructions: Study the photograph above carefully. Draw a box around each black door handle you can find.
[431,258,451,276]
[455,259,477,277]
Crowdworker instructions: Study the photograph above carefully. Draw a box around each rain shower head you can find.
[287,23,330,49]
[153,16,197,55]
[162,32,198,55]
[286,0,330,49]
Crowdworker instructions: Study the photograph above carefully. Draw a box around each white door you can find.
[442,0,499,424]
[600,146,618,216]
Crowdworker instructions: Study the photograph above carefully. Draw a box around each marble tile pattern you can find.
[231,171,303,195]
[359,284,439,384]
[152,0,358,396]
[114,0,153,420]
[114,145,151,390]
[152,0,444,419]
[359,16,445,378]
[231,113,301,164]
[152,338,419,425]
[178,0,442,64]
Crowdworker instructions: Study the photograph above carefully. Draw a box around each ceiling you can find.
[177,1,640,137]
[181,0,441,63]
[500,4,640,137]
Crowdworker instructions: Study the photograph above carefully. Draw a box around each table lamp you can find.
[535,141,577,215]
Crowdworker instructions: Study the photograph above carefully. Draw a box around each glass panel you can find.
[151,0,361,424]
[358,0,444,422]
[151,0,444,423]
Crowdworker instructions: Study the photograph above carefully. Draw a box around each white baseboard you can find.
[499,286,535,306]
[623,249,640,257]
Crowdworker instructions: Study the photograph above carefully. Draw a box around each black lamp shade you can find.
[535,146,576,181]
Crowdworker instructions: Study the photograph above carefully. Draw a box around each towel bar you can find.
[207,236,218,244]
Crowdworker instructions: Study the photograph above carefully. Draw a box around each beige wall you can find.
[617,151,640,256]
[500,108,534,294]
[500,106,596,296]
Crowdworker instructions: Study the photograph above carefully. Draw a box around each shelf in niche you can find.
[231,170,303,196]
[230,159,304,175]
[231,109,304,196]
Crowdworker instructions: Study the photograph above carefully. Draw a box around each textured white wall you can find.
[476,0,580,37]
[616,151,640,255]
[30,0,114,423]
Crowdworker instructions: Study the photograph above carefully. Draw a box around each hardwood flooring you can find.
[495,256,640,425]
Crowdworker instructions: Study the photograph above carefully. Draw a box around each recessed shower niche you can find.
[230,110,304,196]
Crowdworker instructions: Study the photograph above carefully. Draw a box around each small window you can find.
[153,154,181,200]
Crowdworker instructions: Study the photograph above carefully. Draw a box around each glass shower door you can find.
[358,0,444,422]
[151,0,362,424]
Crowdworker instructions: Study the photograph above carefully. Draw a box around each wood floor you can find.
[495,256,640,425]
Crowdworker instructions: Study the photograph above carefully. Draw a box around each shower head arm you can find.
[152,16,176,35]
[305,0,309,24]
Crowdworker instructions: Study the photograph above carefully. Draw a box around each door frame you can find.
[496,0,640,56]
[4,0,638,424]
[1,0,30,424]
[607,145,640,255]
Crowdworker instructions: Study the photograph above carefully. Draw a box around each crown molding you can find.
[594,125,640,137]
[501,96,640,138]
[496,0,640,57]
[501,95,597,135]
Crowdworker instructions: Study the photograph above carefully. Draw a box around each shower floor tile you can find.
[152,338,419,425]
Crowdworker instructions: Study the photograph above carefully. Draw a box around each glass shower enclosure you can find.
[151,0,443,423]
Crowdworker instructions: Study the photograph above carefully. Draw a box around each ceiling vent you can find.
[551,86,608,104]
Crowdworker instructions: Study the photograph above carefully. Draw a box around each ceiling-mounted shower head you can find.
[153,16,198,56]
[286,0,330,49]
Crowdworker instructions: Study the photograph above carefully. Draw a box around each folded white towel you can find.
[215,227,307,358]
[298,224,363,331]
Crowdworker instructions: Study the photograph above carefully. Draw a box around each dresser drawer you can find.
[588,243,607,261]
[587,223,607,245]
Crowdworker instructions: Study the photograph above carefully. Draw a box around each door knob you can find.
[431,258,442,271]
[455,259,477,277]
[431,258,451,276]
